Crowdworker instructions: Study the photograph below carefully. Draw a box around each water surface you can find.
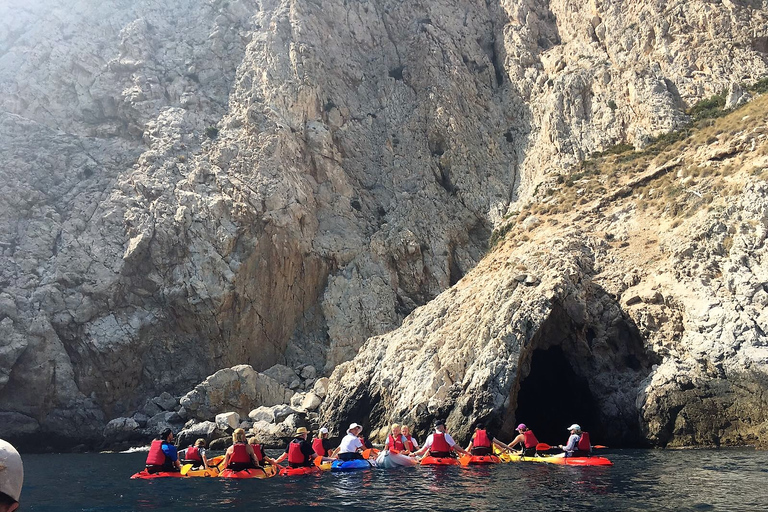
[21,449,768,511]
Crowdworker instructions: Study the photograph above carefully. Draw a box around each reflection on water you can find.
[21,449,768,511]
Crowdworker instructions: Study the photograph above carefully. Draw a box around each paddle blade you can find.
[459,454,472,466]
[362,449,372,459]
[314,456,324,467]
[180,464,192,476]
[536,443,553,451]
[593,445,608,449]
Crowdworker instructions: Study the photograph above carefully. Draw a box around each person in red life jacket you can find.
[558,424,591,457]
[145,428,181,473]
[412,420,470,459]
[223,428,260,470]
[312,427,334,458]
[248,436,277,466]
[401,425,419,452]
[275,427,318,468]
[180,438,209,469]
[465,422,513,456]
[385,424,410,455]
[508,423,540,457]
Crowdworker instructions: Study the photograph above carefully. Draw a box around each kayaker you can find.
[0,439,23,512]
[145,428,181,473]
[224,428,261,470]
[248,436,277,466]
[312,427,334,458]
[336,423,366,461]
[465,422,513,456]
[180,438,209,469]
[275,427,318,468]
[401,425,419,452]
[413,420,470,458]
[385,423,411,455]
[558,424,591,457]
[508,423,539,456]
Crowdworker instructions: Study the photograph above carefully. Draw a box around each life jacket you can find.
[288,439,307,465]
[387,434,406,453]
[404,436,416,451]
[577,432,591,452]
[145,439,168,466]
[230,443,251,464]
[184,445,203,462]
[523,430,539,449]
[250,443,264,463]
[473,429,491,448]
[312,438,326,457]
[430,432,451,453]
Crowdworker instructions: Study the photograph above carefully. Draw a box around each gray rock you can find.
[103,417,140,442]
[145,411,184,435]
[300,365,317,380]
[262,364,298,386]
[215,412,240,431]
[209,437,233,451]
[152,392,179,412]
[312,378,330,399]
[176,421,224,449]
[289,379,301,390]
[132,412,150,428]
[140,400,163,418]
[248,406,275,424]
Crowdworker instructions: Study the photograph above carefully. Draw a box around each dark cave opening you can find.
[514,345,606,446]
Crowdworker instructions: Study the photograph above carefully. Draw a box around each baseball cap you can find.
[0,439,23,503]
[567,424,581,431]
[434,419,446,428]
[319,427,329,434]
[516,423,527,431]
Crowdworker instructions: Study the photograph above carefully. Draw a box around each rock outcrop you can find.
[1,0,767,449]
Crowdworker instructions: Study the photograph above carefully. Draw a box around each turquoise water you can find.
[20,449,768,511]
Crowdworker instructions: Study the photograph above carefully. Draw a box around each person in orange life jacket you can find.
[335,423,367,461]
[385,424,411,455]
[248,436,277,466]
[180,438,209,468]
[508,423,539,457]
[224,428,260,470]
[412,420,470,459]
[0,439,23,512]
[312,427,334,458]
[465,422,513,456]
[557,424,591,457]
[401,425,419,452]
[145,428,181,473]
[275,427,318,468]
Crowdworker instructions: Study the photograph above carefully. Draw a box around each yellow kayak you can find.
[181,455,224,477]
[497,449,612,466]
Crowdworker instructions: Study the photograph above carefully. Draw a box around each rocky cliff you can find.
[1,0,767,449]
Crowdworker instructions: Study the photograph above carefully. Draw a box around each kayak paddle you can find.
[536,443,557,451]
[180,463,193,476]
[362,448,372,459]
[459,454,472,466]
[314,456,324,468]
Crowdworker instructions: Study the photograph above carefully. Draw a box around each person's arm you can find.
[561,435,578,452]
[223,446,233,467]
[274,445,289,464]
[447,434,470,456]
[492,438,512,452]
[412,436,431,457]
[465,433,475,452]
[201,449,209,468]
[163,444,181,469]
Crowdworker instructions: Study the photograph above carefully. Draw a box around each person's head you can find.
[318,427,329,439]
[232,428,247,444]
[402,425,411,437]
[347,423,362,436]
[390,423,401,436]
[295,427,309,439]
[0,439,23,512]
[516,423,527,433]
[160,428,174,442]
[567,424,582,434]
[194,438,206,448]
[475,422,485,431]
[434,420,446,433]
[248,436,259,445]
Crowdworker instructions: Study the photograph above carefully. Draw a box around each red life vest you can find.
[185,446,202,462]
[404,436,416,451]
[473,429,491,448]
[145,439,168,466]
[230,443,251,464]
[523,430,539,449]
[577,432,591,451]
[387,434,406,453]
[312,438,325,456]
[430,432,451,453]
[288,440,306,465]
[251,443,264,463]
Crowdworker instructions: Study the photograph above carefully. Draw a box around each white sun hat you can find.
[567,424,581,431]
[319,427,329,434]
[348,423,362,432]
[0,439,23,503]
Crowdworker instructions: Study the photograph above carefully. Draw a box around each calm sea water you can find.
[20,449,768,511]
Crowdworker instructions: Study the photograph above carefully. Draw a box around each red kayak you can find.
[420,456,460,466]
[279,465,321,476]
[130,469,184,479]
[467,455,501,465]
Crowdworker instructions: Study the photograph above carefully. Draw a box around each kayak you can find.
[184,465,220,477]
[466,454,501,465]
[376,451,418,468]
[420,456,460,466]
[500,452,613,466]
[331,459,375,472]
[130,469,185,479]
[279,465,321,476]
[219,465,278,479]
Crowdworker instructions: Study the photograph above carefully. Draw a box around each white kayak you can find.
[376,450,418,468]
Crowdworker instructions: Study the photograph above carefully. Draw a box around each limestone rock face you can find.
[1,0,767,449]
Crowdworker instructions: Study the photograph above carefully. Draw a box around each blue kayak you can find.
[330,459,374,472]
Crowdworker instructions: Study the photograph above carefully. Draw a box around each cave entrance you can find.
[513,345,605,445]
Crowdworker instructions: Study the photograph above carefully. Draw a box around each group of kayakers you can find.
[144,419,594,473]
